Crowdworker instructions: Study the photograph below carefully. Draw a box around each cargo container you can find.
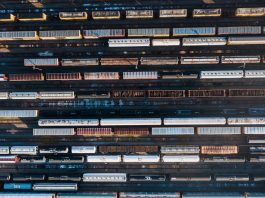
[170,175,211,181]
[180,56,219,64]
[140,57,178,65]
[83,173,127,182]
[33,128,75,136]
[9,92,38,99]
[128,28,170,37]
[57,193,117,198]
[76,128,113,136]
[0,13,15,22]
[38,91,75,99]
[159,9,187,18]
[151,127,195,135]
[11,146,38,155]
[111,90,145,98]
[61,58,99,66]
[99,146,159,153]
[71,146,97,154]
[84,72,119,80]
[200,70,244,79]
[48,156,84,164]
[152,39,180,46]
[221,56,261,64]
[235,8,265,17]
[228,117,265,125]
[39,30,81,40]
[148,90,185,98]
[161,146,200,154]
[244,127,265,134]
[108,38,150,47]
[123,71,158,80]
[114,128,149,136]
[193,9,222,17]
[33,183,78,191]
[46,73,82,80]
[183,37,227,46]
[203,157,245,163]
[38,119,99,127]
[182,192,244,198]
[0,110,38,118]
[92,11,120,19]
[0,193,55,198]
[245,70,265,78]
[100,118,161,126]
[83,29,125,38]
[4,183,32,190]
[0,155,19,163]
[162,155,200,163]
[123,155,160,163]
[0,92,9,99]
[188,90,225,97]
[17,13,46,21]
[0,74,7,81]
[59,12,88,20]
[86,155,122,163]
[173,27,216,36]
[218,26,261,35]
[126,10,153,19]
[215,175,249,182]
[0,31,38,40]
[9,73,44,81]
[120,192,181,198]
[0,146,9,154]
[201,146,238,155]
[164,117,226,125]
[228,36,265,45]
[197,127,241,135]
[100,58,138,65]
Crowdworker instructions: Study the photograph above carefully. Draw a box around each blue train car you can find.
[4,183,32,190]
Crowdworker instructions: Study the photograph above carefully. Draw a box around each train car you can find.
[38,119,99,127]
[92,11,120,19]
[0,92,8,99]
[10,146,38,155]
[123,155,160,163]
[228,117,265,125]
[200,70,244,79]
[221,56,261,64]
[100,58,138,65]
[113,128,149,137]
[39,147,69,154]
[162,155,200,163]
[0,110,38,118]
[120,192,180,198]
[182,192,244,198]
[235,8,265,17]
[151,127,195,135]
[33,183,78,191]
[229,89,265,97]
[33,128,75,136]
[0,31,38,40]
[126,10,153,19]
[215,175,249,182]
[218,26,261,35]
[78,91,110,99]
[245,193,265,197]
[128,28,170,37]
[84,72,119,80]
[245,70,265,78]
[0,155,19,163]
[201,145,238,155]
[0,146,9,154]
[244,127,265,134]
[4,183,32,190]
[203,157,245,163]
[170,175,211,182]
[160,9,187,18]
[48,176,81,182]
[61,58,99,66]
[0,174,11,181]
[71,146,97,154]
[39,30,81,40]
[129,175,166,182]
[24,58,59,67]
[173,27,216,36]
[17,13,46,21]
[152,39,180,46]
[48,156,84,163]
[112,90,145,98]
[38,91,75,99]
[100,118,161,126]
[76,128,113,136]
[197,127,241,135]
[183,37,227,46]
[123,71,158,80]
[161,146,200,154]
[250,146,265,154]
[20,156,46,163]
[228,36,265,45]
[140,57,178,65]
[108,38,150,47]
[8,73,44,81]
[83,29,125,39]
[193,8,222,17]
[180,56,219,64]
[59,12,88,20]
[164,117,226,125]
[99,146,159,154]
[57,193,117,198]
[187,89,225,97]
[0,74,7,81]
[9,92,38,99]
[0,193,55,198]
[250,156,265,162]
[83,173,127,182]
[46,73,82,80]
[0,13,15,22]
[86,155,122,163]
[147,90,185,98]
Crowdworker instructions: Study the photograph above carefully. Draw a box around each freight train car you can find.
[193,9,222,17]
[108,39,150,47]
[76,128,113,136]
[126,10,153,19]
[59,12,88,20]
[38,119,99,127]
[123,155,160,163]
[183,37,226,46]
[162,155,200,163]
[8,73,44,81]
[92,11,120,19]
[120,192,180,198]
[235,8,265,17]
[0,31,38,40]
[164,117,226,125]
[159,9,187,18]
[123,71,158,80]
[99,146,159,153]
[83,173,126,182]
[39,30,81,40]
[140,57,178,65]
[33,183,78,191]
[173,27,216,36]
[61,58,99,66]
[201,146,238,155]
[84,72,119,80]
[151,127,195,135]
[83,29,125,39]
[86,155,122,163]
[128,28,170,37]
[0,110,38,118]
[100,118,161,126]
[180,56,219,64]
[33,128,75,136]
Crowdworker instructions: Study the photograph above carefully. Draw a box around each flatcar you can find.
[17,13,46,21]
[203,157,245,163]
[33,128,75,136]
[61,58,99,66]
[100,58,138,65]
[215,175,249,182]
[162,155,200,163]
[126,10,153,19]
[151,127,195,135]
[180,56,219,64]
[0,31,38,40]
[10,146,38,155]
[71,146,97,154]
[83,29,125,39]
[39,30,81,40]
[59,12,88,20]
[33,183,78,191]
[123,155,160,163]
[152,39,180,46]
[159,9,187,18]
[0,174,11,181]
[38,119,99,127]
[83,173,127,182]
[108,38,150,47]
[86,155,122,163]
[235,8,265,17]
[228,117,265,125]
[170,175,211,182]
[0,193,55,198]
[193,8,222,17]
[140,57,178,65]
[48,176,81,182]
[13,175,45,181]
[48,156,84,164]
[221,56,261,64]
[249,146,265,154]
[129,175,166,182]
[100,118,161,126]
[92,11,120,19]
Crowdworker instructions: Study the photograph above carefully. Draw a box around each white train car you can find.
[221,56,261,64]
[71,146,97,154]
[0,74,7,81]
[159,9,187,18]
[163,117,226,125]
[245,70,265,78]
[128,28,170,37]
[24,58,59,66]
[183,37,227,46]
[126,10,153,19]
[0,193,55,198]
[38,91,75,99]
[182,192,244,198]
[10,146,38,155]
[180,56,219,64]
[152,39,180,46]
[33,128,75,136]
[244,127,265,134]
[100,118,161,126]
[0,146,9,154]
[92,11,120,19]
[57,193,117,198]
[61,58,99,66]
[200,70,244,79]
[9,92,38,99]
[151,127,195,135]
[33,183,78,191]
[246,193,265,197]
[173,27,216,36]
[0,92,9,99]
[0,110,38,118]
[120,192,181,198]
[161,146,200,154]
[228,36,265,45]
[123,155,160,163]
[0,155,19,163]
[108,39,150,47]
[228,117,265,125]
[87,155,122,163]
[162,155,200,163]
[123,71,158,80]
[59,12,88,20]
[193,8,222,17]
[218,26,261,35]
[235,8,265,17]
[39,30,81,40]
[84,72,120,80]
[83,173,127,182]
[83,29,125,39]
[0,31,38,40]
[197,127,241,135]
[38,119,99,127]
